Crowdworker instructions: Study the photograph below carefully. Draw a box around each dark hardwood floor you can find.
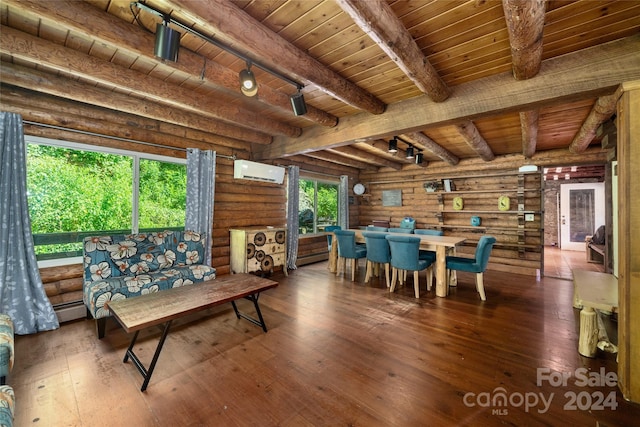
[13,259,638,426]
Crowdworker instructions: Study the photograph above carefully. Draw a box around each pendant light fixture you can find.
[239,61,258,97]
[415,151,424,164]
[154,18,181,62]
[405,145,415,159]
[388,137,398,153]
[290,87,307,116]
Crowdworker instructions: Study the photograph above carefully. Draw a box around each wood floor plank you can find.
[11,260,640,426]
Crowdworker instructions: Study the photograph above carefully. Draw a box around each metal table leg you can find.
[231,293,268,332]
[124,320,173,392]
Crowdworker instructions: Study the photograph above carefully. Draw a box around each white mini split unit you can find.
[234,160,285,184]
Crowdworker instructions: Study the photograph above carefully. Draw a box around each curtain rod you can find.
[22,120,236,160]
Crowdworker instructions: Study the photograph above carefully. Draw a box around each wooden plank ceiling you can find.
[1,0,639,178]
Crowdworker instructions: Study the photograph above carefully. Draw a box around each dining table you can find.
[328,229,466,298]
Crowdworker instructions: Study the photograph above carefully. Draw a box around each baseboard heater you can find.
[54,301,86,323]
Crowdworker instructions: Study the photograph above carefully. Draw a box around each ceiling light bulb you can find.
[239,63,257,97]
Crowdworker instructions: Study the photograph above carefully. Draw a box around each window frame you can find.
[26,135,187,268]
[298,174,341,236]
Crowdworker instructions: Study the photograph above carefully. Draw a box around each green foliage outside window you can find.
[26,144,186,257]
[139,159,186,228]
[298,178,338,234]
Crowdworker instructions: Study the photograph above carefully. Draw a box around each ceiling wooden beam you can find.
[569,87,623,153]
[352,142,403,170]
[454,121,495,161]
[0,85,251,155]
[253,34,640,160]
[4,0,338,129]
[502,0,546,160]
[163,0,386,115]
[327,146,401,170]
[0,62,271,145]
[335,0,449,102]
[520,110,539,158]
[302,150,377,171]
[0,26,301,138]
[284,155,360,178]
[502,0,546,80]
[403,132,459,165]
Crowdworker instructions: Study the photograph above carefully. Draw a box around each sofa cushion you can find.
[83,230,216,320]
[84,264,216,319]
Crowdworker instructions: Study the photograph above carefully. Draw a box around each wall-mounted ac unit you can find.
[233,160,285,184]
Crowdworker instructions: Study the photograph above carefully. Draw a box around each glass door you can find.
[560,183,604,251]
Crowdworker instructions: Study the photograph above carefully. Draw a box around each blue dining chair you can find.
[334,230,367,281]
[362,232,391,288]
[325,225,341,251]
[387,227,413,234]
[446,236,497,301]
[366,226,388,232]
[414,229,442,261]
[385,234,434,298]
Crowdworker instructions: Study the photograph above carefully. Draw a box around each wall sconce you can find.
[154,19,181,62]
[388,137,398,153]
[239,61,258,97]
[405,145,414,159]
[415,152,423,164]
[290,88,307,116]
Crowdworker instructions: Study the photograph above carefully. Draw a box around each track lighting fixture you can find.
[290,87,307,116]
[415,152,423,164]
[388,137,398,153]
[406,145,414,159]
[154,18,180,62]
[239,61,258,97]
[134,2,307,114]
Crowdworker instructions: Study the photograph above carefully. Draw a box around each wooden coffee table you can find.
[106,273,278,391]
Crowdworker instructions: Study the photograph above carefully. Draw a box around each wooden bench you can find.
[585,235,605,264]
[572,269,618,357]
[106,273,278,391]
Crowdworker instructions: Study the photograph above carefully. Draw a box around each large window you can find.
[298,178,339,234]
[26,137,187,263]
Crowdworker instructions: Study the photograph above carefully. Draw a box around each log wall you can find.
[38,154,358,310]
[357,150,609,277]
[5,87,360,314]
[6,86,609,309]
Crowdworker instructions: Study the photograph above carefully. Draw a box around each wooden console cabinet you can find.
[230,227,288,276]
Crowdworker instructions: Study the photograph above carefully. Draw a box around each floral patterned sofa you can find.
[0,314,14,427]
[0,385,14,427]
[83,230,216,338]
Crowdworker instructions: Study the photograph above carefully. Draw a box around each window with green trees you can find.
[298,178,339,234]
[26,137,186,261]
